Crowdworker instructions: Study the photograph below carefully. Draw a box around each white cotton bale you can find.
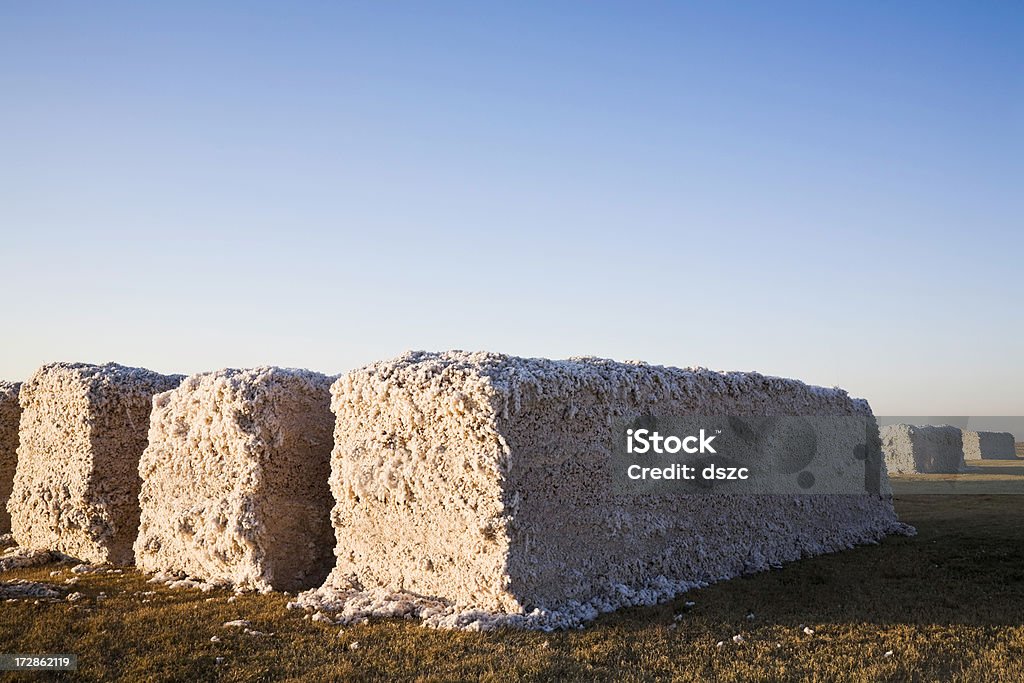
[962,431,1016,460]
[313,351,906,629]
[880,424,965,474]
[8,363,183,564]
[134,367,335,592]
[0,381,22,533]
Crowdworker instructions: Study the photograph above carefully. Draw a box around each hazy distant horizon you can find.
[2,3,1021,415]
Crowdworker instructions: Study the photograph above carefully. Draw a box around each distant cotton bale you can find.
[962,431,1016,460]
[134,367,335,592]
[298,351,908,630]
[880,424,965,474]
[0,381,21,533]
[8,363,183,563]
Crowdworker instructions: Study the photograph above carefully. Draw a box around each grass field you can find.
[2,464,1024,682]
[889,458,1024,495]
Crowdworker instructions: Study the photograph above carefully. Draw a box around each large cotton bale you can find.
[8,363,182,564]
[134,367,335,592]
[880,424,965,473]
[308,351,907,630]
[962,431,1016,460]
[0,381,21,533]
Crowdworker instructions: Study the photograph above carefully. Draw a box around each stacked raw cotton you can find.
[880,424,965,474]
[134,367,335,592]
[8,363,182,564]
[0,381,21,533]
[297,351,908,630]
[962,431,1017,460]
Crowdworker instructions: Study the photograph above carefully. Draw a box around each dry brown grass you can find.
[890,457,1024,494]
[3,474,1024,681]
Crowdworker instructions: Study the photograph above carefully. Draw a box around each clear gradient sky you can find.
[1,2,1021,414]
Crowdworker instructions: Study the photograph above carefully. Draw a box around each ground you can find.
[2,461,1023,682]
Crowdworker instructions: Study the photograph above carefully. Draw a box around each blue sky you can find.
[1,2,1021,414]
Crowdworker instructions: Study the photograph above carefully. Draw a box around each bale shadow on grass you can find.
[587,494,1024,631]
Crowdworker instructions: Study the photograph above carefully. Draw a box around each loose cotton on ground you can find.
[297,351,910,630]
[134,367,335,592]
[8,363,182,564]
